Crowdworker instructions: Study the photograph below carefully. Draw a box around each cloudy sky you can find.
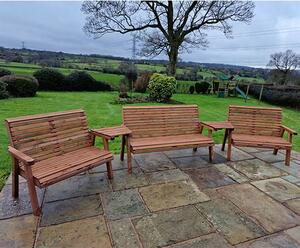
[1,1,300,68]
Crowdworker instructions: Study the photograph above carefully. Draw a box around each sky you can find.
[0,1,300,68]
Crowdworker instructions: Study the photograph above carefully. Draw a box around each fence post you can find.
[259,84,264,101]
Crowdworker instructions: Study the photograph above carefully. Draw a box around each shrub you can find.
[0,80,9,99]
[195,81,210,94]
[119,78,129,98]
[148,73,176,102]
[0,68,12,77]
[65,71,111,91]
[33,68,65,90]
[189,85,195,94]
[135,72,152,93]
[1,75,38,97]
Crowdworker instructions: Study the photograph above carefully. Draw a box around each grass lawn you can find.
[0,91,299,188]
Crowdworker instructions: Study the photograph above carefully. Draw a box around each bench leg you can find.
[273,148,278,155]
[193,148,197,152]
[209,146,213,163]
[12,159,19,198]
[120,135,125,161]
[127,136,132,173]
[26,179,41,216]
[106,161,113,179]
[285,149,291,166]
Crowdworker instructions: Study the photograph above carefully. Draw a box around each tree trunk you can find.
[167,46,178,76]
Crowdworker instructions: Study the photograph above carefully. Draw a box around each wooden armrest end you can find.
[89,130,112,140]
[8,146,35,165]
[199,122,215,131]
[281,125,297,135]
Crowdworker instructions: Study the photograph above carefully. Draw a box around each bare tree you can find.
[82,1,254,76]
[267,50,300,85]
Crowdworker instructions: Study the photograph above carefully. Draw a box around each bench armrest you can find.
[281,125,297,135]
[199,122,215,131]
[8,146,35,165]
[89,130,112,140]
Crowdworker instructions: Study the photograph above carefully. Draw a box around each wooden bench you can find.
[5,110,113,216]
[122,105,215,171]
[226,105,297,166]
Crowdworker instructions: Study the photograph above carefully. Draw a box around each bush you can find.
[0,68,12,77]
[135,72,152,93]
[148,73,176,102]
[0,80,9,99]
[65,71,111,91]
[119,78,129,98]
[33,68,65,90]
[195,81,210,94]
[1,75,38,97]
[189,85,195,94]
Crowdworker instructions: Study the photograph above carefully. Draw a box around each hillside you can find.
[0,46,266,89]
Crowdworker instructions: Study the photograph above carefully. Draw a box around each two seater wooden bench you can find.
[5,110,113,216]
[121,105,215,170]
[226,105,297,166]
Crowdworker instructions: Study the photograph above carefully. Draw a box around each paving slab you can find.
[236,232,300,248]
[167,233,233,248]
[282,175,300,184]
[139,181,209,212]
[218,184,300,233]
[40,194,103,226]
[171,156,209,170]
[0,182,44,219]
[251,178,300,202]
[229,159,287,180]
[185,167,235,189]
[284,198,300,215]
[196,195,266,245]
[111,168,148,191]
[101,189,148,220]
[132,205,213,248]
[215,146,254,161]
[89,156,137,173]
[36,216,111,248]
[214,163,249,183]
[280,150,300,161]
[145,169,190,185]
[0,215,37,248]
[109,219,142,248]
[273,161,300,178]
[45,173,111,202]
[134,152,176,172]
[285,226,300,244]
[253,150,286,163]
[164,147,209,158]
[201,152,228,164]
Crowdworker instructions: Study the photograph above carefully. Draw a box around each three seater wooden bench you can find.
[121,105,215,171]
[226,105,297,166]
[5,109,113,216]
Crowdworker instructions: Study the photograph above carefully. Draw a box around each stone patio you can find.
[1,144,300,248]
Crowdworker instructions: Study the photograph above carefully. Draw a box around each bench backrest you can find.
[122,105,200,138]
[5,110,92,162]
[228,105,282,136]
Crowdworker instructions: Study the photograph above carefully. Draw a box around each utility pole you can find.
[22,41,25,49]
[131,34,137,61]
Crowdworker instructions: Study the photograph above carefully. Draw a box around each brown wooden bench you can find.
[121,105,215,171]
[226,105,297,166]
[5,110,113,216]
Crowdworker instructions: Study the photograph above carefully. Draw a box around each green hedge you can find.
[148,73,176,102]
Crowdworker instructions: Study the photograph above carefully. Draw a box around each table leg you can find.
[126,135,132,173]
[222,129,228,151]
[120,135,125,161]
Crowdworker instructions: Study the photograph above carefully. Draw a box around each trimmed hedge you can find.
[195,81,210,94]
[0,68,12,77]
[241,85,300,109]
[65,71,111,91]
[148,73,176,102]
[1,75,38,97]
[33,68,65,90]
[0,80,9,99]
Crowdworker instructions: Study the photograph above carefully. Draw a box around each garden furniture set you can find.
[5,105,297,216]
